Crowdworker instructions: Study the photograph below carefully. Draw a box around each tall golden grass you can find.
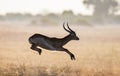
[0,23,120,76]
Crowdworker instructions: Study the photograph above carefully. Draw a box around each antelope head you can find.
[63,22,79,40]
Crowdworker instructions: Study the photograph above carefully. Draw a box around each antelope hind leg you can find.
[30,44,42,55]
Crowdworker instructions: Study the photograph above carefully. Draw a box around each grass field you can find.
[0,22,120,76]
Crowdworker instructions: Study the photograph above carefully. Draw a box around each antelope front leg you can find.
[30,44,42,55]
[62,48,76,60]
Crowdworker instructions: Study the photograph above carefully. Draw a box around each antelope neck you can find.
[60,34,72,45]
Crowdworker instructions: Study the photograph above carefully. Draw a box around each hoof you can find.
[38,50,42,55]
[71,54,76,60]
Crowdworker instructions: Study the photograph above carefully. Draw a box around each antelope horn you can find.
[63,22,71,33]
[67,22,74,32]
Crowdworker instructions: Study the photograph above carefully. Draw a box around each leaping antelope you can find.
[28,22,79,60]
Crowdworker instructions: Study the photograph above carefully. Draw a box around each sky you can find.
[0,0,93,15]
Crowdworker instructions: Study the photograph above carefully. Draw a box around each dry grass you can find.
[0,22,120,76]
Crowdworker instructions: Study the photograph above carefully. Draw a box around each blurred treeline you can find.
[0,10,120,26]
[0,11,93,26]
[0,0,120,26]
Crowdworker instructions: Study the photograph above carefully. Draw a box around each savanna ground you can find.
[0,22,120,76]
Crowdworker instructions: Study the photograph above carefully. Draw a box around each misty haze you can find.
[0,0,120,76]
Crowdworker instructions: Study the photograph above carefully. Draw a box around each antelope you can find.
[28,22,79,60]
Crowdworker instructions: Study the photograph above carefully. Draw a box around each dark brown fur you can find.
[28,22,79,60]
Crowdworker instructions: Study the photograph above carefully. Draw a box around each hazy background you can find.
[0,0,120,76]
[0,0,120,25]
